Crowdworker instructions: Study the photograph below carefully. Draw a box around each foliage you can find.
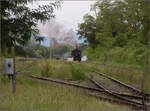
[41,60,53,77]
[51,44,73,58]
[77,14,98,48]
[12,58,149,92]
[21,38,50,58]
[85,43,149,65]
[77,0,150,65]
[1,0,61,55]
[15,37,73,58]
[1,74,128,111]
[78,0,150,47]
[70,64,85,81]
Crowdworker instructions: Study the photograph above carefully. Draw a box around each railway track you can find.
[113,92,150,102]
[89,93,144,110]
[94,71,150,97]
[26,74,104,92]
[24,74,150,110]
[89,78,150,110]
[15,58,149,110]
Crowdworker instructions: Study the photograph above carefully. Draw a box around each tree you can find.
[123,0,150,45]
[1,0,61,55]
[77,14,98,48]
[77,0,150,49]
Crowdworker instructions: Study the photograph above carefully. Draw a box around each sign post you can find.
[11,47,16,93]
[4,47,16,93]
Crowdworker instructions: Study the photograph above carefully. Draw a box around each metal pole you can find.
[50,38,51,59]
[11,47,16,93]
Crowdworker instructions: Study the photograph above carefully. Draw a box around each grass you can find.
[15,58,150,92]
[94,62,150,93]
[1,58,149,110]
[0,75,129,111]
[41,60,53,77]
[70,64,85,81]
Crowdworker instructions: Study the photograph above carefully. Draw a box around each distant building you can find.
[50,38,57,48]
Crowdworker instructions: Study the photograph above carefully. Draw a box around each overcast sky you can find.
[29,1,96,32]
[54,1,96,31]
[28,1,96,46]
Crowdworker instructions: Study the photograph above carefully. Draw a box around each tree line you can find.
[1,0,61,56]
[77,0,150,65]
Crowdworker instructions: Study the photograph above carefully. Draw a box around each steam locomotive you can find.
[71,48,81,62]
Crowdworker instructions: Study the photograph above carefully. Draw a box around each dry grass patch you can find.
[1,75,129,111]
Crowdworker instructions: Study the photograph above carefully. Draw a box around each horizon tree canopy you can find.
[1,0,61,55]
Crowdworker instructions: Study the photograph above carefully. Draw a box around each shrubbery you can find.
[85,43,149,66]
[70,65,85,81]
[41,60,53,77]
[78,0,149,66]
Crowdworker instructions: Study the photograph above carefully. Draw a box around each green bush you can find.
[85,43,149,66]
[131,47,149,65]
[41,60,53,77]
[70,65,85,81]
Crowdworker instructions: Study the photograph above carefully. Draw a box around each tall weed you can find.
[41,60,53,77]
[70,65,85,81]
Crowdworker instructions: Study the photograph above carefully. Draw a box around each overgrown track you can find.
[113,93,150,102]
[89,93,144,110]
[94,71,150,97]
[26,74,104,92]
[89,78,150,110]
[25,74,150,110]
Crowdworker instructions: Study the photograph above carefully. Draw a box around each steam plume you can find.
[39,19,77,46]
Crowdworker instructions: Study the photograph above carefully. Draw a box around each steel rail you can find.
[94,71,150,97]
[88,93,142,110]
[28,74,149,102]
[26,74,105,92]
[89,78,150,110]
[25,74,150,110]
[113,92,150,102]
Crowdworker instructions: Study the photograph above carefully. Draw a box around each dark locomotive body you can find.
[71,48,81,62]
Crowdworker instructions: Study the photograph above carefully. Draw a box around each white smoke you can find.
[39,19,77,46]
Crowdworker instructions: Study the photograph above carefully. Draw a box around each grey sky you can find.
[29,1,96,32]
[28,1,96,46]
[54,1,96,31]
